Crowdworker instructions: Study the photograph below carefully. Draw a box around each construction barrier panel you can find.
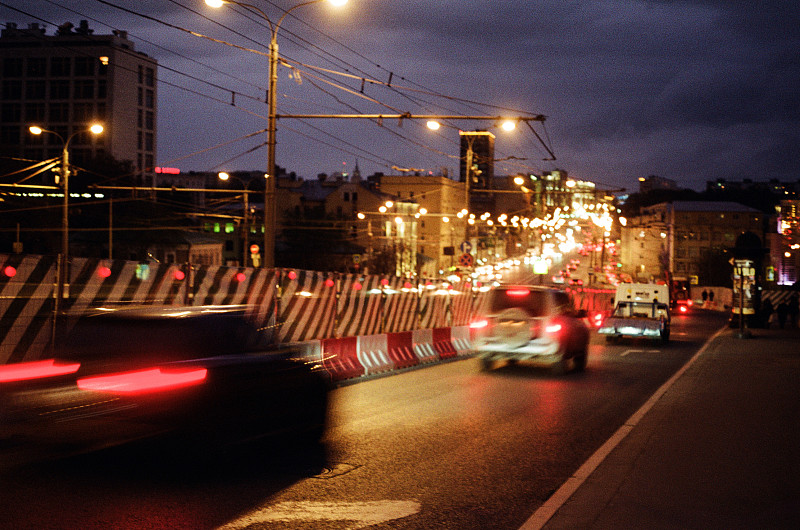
[357,334,393,376]
[320,336,364,381]
[451,325,473,355]
[412,328,439,364]
[432,327,457,359]
[386,330,420,370]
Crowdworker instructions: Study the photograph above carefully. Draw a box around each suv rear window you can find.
[490,288,549,317]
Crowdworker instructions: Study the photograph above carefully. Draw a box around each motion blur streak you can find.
[77,368,208,394]
[0,359,80,382]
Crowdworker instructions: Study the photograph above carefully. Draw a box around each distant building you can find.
[706,178,800,198]
[368,174,463,275]
[0,21,157,180]
[621,201,764,283]
[770,200,800,286]
[638,175,679,193]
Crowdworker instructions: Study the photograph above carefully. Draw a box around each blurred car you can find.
[470,285,590,374]
[0,305,329,453]
[569,278,584,286]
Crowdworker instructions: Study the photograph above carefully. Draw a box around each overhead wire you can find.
[8,0,555,177]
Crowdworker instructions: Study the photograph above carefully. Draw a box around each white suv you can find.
[471,285,590,374]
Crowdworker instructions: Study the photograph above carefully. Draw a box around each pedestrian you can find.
[708,290,715,302]
[789,295,799,328]
[762,299,774,329]
[776,301,789,329]
[702,290,708,305]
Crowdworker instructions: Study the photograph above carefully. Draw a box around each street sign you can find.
[353,254,361,264]
[460,241,472,253]
[459,253,474,267]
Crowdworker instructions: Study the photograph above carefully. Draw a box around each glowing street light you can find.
[29,123,103,312]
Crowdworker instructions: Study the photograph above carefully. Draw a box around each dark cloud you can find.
[3,0,798,190]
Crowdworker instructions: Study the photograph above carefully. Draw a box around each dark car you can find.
[470,285,590,374]
[0,305,329,454]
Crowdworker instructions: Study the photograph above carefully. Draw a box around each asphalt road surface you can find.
[0,308,727,529]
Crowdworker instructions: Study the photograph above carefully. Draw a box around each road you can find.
[0,308,727,529]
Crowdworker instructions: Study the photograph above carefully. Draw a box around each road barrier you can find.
[292,325,474,383]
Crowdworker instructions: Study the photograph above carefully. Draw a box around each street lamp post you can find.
[29,123,103,308]
[218,172,253,266]
[206,0,348,268]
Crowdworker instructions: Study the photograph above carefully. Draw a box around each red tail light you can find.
[506,288,530,297]
[592,313,604,327]
[77,367,208,395]
[0,359,80,383]
[679,305,688,313]
[469,319,489,330]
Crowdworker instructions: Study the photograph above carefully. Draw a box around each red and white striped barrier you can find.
[451,325,472,355]
[357,334,393,376]
[386,331,420,370]
[432,327,457,359]
[412,328,439,364]
[291,325,475,383]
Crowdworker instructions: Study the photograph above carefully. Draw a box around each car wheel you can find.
[605,335,618,344]
[573,350,587,372]
[480,358,494,371]
[551,354,569,375]
[660,328,670,343]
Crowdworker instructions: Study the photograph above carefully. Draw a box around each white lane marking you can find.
[218,500,421,530]
[520,325,728,530]
[621,349,661,356]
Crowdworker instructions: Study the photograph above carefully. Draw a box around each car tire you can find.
[480,358,494,371]
[551,355,569,375]
[661,328,670,343]
[605,335,618,344]
[573,350,587,372]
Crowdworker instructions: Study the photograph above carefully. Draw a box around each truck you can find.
[597,283,671,342]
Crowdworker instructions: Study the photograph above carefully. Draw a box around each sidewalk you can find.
[540,323,800,529]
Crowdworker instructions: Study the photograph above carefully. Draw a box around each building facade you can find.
[621,201,764,283]
[1,21,157,179]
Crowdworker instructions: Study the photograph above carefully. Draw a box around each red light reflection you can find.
[77,367,207,395]
[0,359,80,383]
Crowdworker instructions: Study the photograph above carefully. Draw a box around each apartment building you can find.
[0,21,157,178]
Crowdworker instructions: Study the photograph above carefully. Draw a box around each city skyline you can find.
[2,0,798,193]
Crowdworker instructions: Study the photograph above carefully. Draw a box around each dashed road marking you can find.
[620,349,661,356]
[218,500,422,530]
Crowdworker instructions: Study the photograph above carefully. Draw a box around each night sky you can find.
[3,0,799,193]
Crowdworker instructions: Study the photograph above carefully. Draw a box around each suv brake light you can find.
[77,367,208,395]
[0,359,81,383]
[506,288,530,297]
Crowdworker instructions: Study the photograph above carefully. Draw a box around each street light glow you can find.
[426,120,441,130]
[29,126,43,135]
[218,172,231,181]
[89,124,104,135]
[205,0,224,7]
[501,120,516,131]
